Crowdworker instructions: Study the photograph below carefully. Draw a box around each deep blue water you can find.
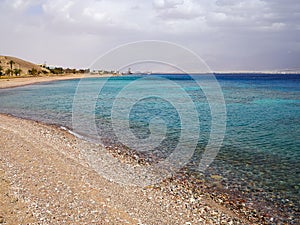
[0,73,299,220]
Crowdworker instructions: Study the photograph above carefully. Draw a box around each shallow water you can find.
[0,73,299,222]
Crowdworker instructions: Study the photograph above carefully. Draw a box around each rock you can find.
[210,175,223,180]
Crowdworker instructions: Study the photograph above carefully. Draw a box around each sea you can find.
[0,73,299,223]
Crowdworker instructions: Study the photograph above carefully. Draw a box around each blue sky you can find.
[0,0,299,72]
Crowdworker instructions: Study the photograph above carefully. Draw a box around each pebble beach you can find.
[1,0,299,223]
[0,76,298,225]
[0,114,251,224]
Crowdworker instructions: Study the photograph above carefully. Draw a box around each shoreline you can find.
[1,113,297,224]
[1,74,298,223]
[0,113,250,224]
[0,73,116,89]
[2,72,299,90]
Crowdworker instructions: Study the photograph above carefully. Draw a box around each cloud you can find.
[40,0,150,35]
[153,0,204,20]
[0,0,299,71]
[153,0,184,9]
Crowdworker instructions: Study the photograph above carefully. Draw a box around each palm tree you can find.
[14,68,22,76]
[8,60,15,76]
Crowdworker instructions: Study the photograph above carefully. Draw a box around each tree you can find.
[8,60,15,76]
[14,68,22,76]
[0,65,3,76]
[49,67,64,74]
[5,69,12,76]
[28,68,38,76]
[65,68,76,74]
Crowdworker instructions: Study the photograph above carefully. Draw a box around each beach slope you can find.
[0,114,247,224]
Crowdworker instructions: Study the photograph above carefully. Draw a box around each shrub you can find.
[28,68,38,75]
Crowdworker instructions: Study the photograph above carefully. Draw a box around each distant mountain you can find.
[0,55,49,76]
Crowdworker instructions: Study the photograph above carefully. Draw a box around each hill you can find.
[0,55,49,76]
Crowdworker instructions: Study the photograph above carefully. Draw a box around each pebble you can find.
[210,175,223,180]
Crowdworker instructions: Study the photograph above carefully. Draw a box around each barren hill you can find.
[0,55,49,76]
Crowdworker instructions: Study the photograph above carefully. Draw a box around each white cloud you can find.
[82,7,108,22]
[153,0,210,20]
[0,0,299,71]
[11,0,39,10]
[153,0,184,9]
[40,0,148,35]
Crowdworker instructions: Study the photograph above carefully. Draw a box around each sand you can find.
[0,73,114,89]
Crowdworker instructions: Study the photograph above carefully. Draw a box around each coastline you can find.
[2,72,299,90]
[0,74,298,224]
[0,113,249,224]
[0,73,115,89]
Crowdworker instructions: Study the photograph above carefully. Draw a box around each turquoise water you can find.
[0,74,299,222]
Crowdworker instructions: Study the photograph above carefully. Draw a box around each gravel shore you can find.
[0,114,252,224]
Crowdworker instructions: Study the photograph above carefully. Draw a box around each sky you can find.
[0,0,299,72]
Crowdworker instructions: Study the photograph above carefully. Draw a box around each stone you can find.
[210,175,223,180]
